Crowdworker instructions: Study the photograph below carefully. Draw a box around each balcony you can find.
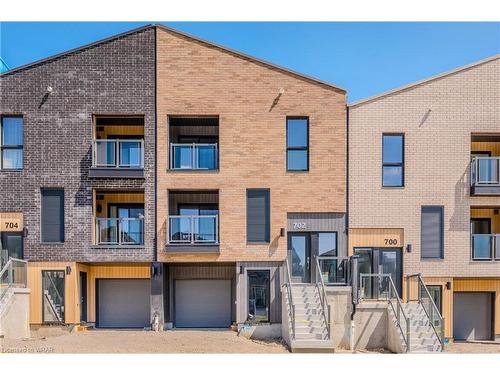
[471,234,500,261]
[94,191,144,247]
[89,115,145,178]
[168,116,219,171]
[470,134,500,195]
[165,190,219,254]
[470,157,500,195]
[168,215,218,244]
[96,217,144,245]
[170,143,218,170]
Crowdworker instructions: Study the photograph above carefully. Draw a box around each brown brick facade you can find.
[155,27,347,263]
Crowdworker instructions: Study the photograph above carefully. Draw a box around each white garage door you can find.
[98,279,151,328]
[175,279,231,328]
[453,292,492,341]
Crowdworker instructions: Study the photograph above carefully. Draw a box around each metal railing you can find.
[92,139,144,168]
[471,234,500,261]
[284,259,296,340]
[314,256,331,339]
[360,273,410,352]
[317,256,350,285]
[170,143,218,170]
[471,157,500,186]
[0,257,27,303]
[168,215,219,244]
[95,217,144,245]
[406,273,444,349]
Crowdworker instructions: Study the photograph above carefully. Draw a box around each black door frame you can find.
[41,270,65,324]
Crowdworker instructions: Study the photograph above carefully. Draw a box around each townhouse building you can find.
[1,25,347,337]
[152,26,347,331]
[1,26,156,327]
[348,55,500,342]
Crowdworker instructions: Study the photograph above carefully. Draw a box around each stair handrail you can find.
[406,273,444,349]
[284,259,296,340]
[314,256,331,339]
[0,257,27,303]
[359,273,410,352]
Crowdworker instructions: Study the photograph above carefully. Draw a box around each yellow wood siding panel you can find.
[348,228,404,255]
[471,141,500,157]
[0,212,24,231]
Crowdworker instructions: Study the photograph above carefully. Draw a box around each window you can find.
[41,189,65,243]
[318,232,337,256]
[421,206,444,259]
[1,116,23,170]
[247,189,270,243]
[247,270,270,322]
[382,134,404,187]
[427,285,442,314]
[286,117,309,171]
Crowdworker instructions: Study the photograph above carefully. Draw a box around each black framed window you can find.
[247,270,270,323]
[421,206,444,259]
[382,134,404,187]
[286,117,309,171]
[247,189,270,243]
[1,116,23,170]
[41,189,65,243]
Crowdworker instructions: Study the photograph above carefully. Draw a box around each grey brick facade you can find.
[0,26,156,262]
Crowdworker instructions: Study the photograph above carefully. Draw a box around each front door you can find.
[355,247,403,299]
[80,271,87,323]
[288,233,311,283]
[42,270,65,324]
[0,232,23,267]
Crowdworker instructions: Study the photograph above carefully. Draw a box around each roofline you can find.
[0,23,346,93]
[154,24,345,93]
[0,24,155,77]
[349,53,500,108]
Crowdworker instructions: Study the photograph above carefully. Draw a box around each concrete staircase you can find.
[285,283,333,353]
[389,302,442,353]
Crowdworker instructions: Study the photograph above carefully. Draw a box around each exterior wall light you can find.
[65,266,71,275]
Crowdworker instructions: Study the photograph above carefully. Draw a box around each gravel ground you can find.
[444,342,500,354]
[0,328,289,354]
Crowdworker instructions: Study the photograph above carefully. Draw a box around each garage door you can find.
[175,279,231,328]
[98,279,150,328]
[453,292,492,341]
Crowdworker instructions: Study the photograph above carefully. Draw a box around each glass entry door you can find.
[42,270,65,323]
[288,233,311,283]
[355,247,402,299]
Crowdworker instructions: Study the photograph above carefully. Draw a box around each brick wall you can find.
[156,27,347,262]
[348,56,500,277]
[0,27,156,262]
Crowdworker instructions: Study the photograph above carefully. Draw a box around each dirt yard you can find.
[0,328,289,354]
[444,342,500,354]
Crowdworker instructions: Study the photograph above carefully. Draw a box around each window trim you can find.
[246,188,271,244]
[286,116,309,172]
[382,133,405,187]
[1,115,24,171]
[40,188,65,244]
[421,205,444,260]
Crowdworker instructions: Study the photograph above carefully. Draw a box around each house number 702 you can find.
[293,222,306,229]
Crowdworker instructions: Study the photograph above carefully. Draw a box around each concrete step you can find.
[294,332,329,341]
[294,326,328,334]
[291,339,334,353]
